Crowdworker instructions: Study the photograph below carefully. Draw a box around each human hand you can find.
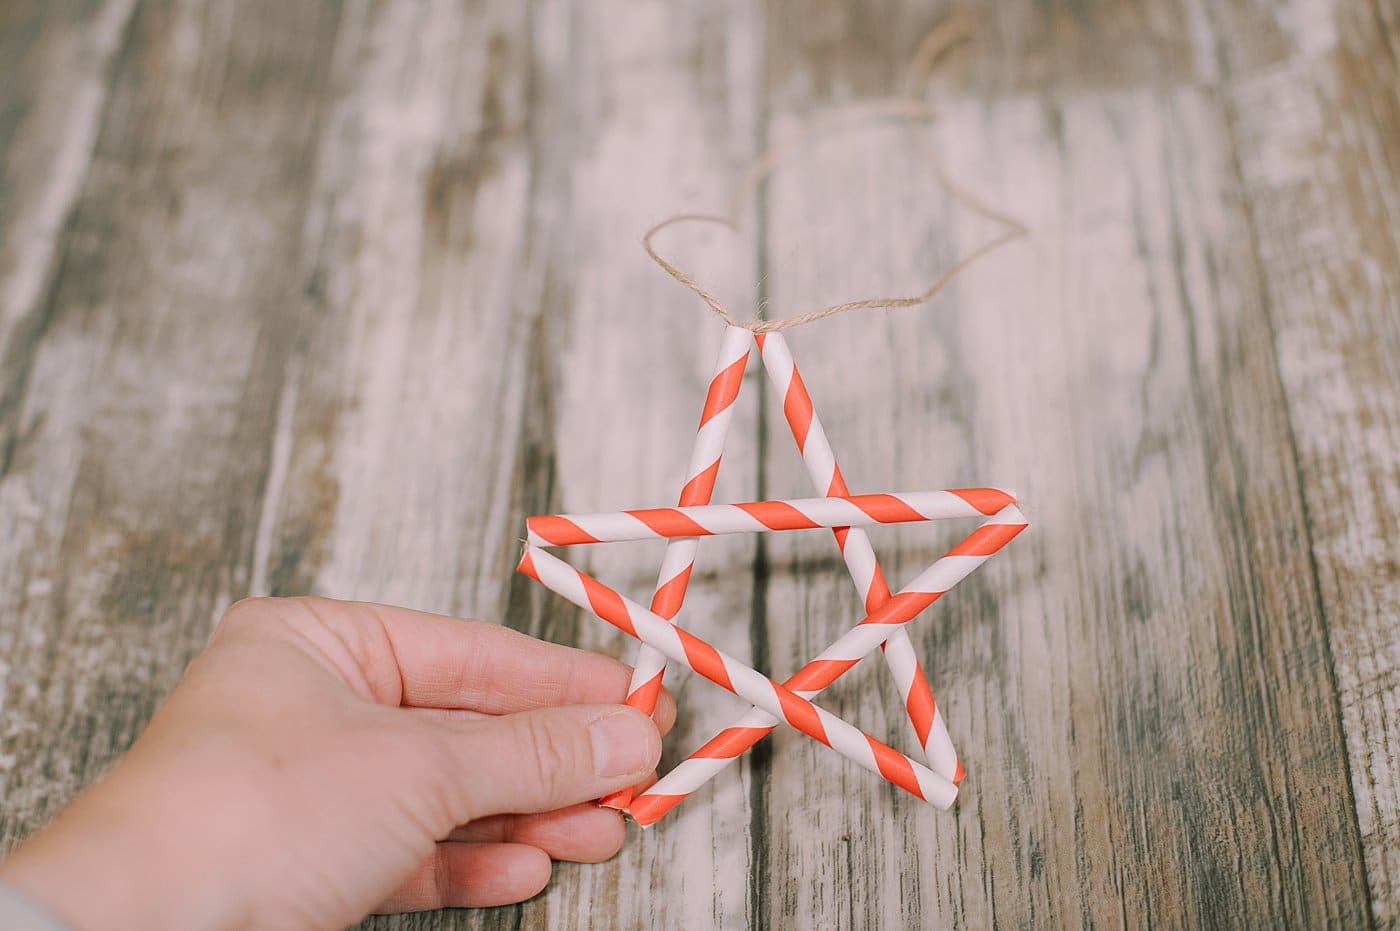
[0,597,673,929]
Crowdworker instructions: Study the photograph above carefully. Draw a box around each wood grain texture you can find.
[0,1,1396,929]
[1214,1,1400,922]
[0,0,346,827]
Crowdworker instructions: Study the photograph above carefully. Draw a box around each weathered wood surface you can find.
[1,1,1396,928]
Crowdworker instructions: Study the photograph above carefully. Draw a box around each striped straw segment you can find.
[600,324,753,810]
[527,488,1015,546]
[756,332,964,781]
[755,332,960,781]
[520,545,960,809]
[625,503,1028,826]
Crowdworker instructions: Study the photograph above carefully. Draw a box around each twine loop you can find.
[642,16,1028,335]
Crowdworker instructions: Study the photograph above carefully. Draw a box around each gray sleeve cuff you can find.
[0,884,70,931]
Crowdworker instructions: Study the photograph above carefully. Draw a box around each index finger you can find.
[316,598,675,720]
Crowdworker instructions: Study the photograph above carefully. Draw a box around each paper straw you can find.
[527,488,1015,546]
[519,545,960,808]
[755,331,961,782]
[601,324,753,810]
[624,331,974,823]
[626,502,1027,826]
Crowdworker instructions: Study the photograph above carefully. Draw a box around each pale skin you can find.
[0,596,675,929]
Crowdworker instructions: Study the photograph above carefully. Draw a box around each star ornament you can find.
[517,327,1027,825]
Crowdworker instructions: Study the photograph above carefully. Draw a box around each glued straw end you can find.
[623,793,677,827]
[616,801,657,829]
[517,548,539,579]
[626,810,660,830]
[600,786,636,811]
[618,807,657,829]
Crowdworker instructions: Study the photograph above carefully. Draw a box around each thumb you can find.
[448,704,661,819]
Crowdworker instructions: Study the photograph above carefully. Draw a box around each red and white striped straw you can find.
[626,502,1028,826]
[519,545,960,809]
[600,324,753,810]
[527,488,1015,546]
[764,332,961,774]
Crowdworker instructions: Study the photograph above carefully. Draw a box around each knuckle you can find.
[214,596,279,638]
[271,595,334,627]
[212,597,345,652]
[216,595,332,637]
[519,713,590,802]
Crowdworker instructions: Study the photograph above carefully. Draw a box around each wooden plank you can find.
[181,2,552,927]
[263,0,538,619]
[1,1,1393,928]
[1210,0,1400,921]
[0,0,139,837]
[745,0,1371,927]
[0,0,137,461]
[495,3,767,929]
[248,0,763,927]
[0,0,349,844]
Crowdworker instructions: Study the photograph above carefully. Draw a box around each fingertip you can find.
[508,845,554,903]
[456,702,665,818]
[571,807,627,862]
[462,843,551,907]
[629,705,664,768]
[590,705,662,782]
[452,805,627,863]
[654,687,678,736]
[374,842,553,913]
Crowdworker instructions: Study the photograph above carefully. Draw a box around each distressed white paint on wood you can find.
[0,2,1396,929]
[1217,0,1400,921]
[0,1,138,776]
[517,4,767,929]
[290,0,540,617]
[0,0,348,831]
[0,0,137,350]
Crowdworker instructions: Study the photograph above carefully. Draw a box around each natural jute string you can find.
[643,15,1028,335]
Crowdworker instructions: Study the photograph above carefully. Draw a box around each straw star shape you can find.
[518,327,1027,825]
